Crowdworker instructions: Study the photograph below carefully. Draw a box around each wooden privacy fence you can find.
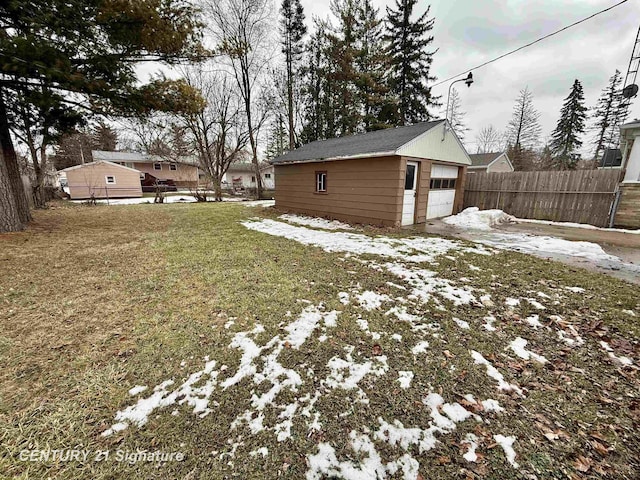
[463,170,621,227]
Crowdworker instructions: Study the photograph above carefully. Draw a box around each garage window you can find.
[430,178,456,189]
[105,175,116,185]
[316,172,327,192]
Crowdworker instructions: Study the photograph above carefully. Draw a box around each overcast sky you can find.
[140,0,639,156]
[299,0,640,154]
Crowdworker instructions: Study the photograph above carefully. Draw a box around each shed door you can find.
[427,165,459,219]
[402,161,418,226]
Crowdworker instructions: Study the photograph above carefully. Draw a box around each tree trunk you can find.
[213,176,222,202]
[0,90,31,231]
[287,53,295,150]
[0,147,24,232]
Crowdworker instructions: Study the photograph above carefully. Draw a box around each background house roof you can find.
[92,150,199,166]
[227,162,272,173]
[468,152,503,168]
[271,120,444,164]
[58,160,141,173]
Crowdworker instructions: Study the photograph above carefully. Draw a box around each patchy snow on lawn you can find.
[471,350,523,395]
[356,291,390,311]
[280,213,354,230]
[397,371,414,389]
[509,337,548,363]
[494,434,519,468]
[242,218,491,263]
[443,207,516,230]
[599,341,633,366]
[462,433,479,462]
[128,385,148,396]
[524,314,543,329]
[453,317,470,329]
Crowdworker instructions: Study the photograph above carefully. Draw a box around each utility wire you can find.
[432,0,630,87]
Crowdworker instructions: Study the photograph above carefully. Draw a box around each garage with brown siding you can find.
[272,120,471,227]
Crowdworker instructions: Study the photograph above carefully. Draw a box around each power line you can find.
[432,0,630,87]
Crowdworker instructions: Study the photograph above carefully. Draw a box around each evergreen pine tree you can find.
[354,0,395,131]
[280,0,307,149]
[549,79,587,169]
[327,0,363,136]
[384,0,437,125]
[592,70,624,161]
[266,114,288,159]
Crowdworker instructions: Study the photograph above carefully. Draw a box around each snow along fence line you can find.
[463,169,621,228]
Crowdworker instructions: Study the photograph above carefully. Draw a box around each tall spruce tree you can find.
[549,79,587,169]
[355,0,395,131]
[384,0,437,125]
[328,0,363,136]
[280,0,307,149]
[592,70,624,161]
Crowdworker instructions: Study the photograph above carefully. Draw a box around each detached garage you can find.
[271,120,471,227]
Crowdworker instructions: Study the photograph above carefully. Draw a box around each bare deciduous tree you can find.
[208,0,274,199]
[474,125,504,153]
[179,67,250,201]
[446,88,469,142]
[505,87,541,170]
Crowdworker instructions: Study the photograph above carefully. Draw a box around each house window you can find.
[153,163,162,170]
[264,173,271,179]
[105,175,116,185]
[251,176,256,183]
[316,172,327,192]
[125,162,134,169]
[169,163,177,171]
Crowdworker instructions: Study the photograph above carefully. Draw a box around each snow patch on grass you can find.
[356,291,389,311]
[494,434,519,468]
[411,341,429,355]
[453,317,470,329]
[397,371,414,389]
[279,214,354,230]
[462,433,479,462]
[599,341,633,366]
[128,385,147,396]
[471,351,523,395]
[524,314,543,329]
[509,337,548,363]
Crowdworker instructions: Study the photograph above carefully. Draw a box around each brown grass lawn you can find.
[0,202,638,479]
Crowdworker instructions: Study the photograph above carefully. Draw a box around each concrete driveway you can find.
[418,219,640,285]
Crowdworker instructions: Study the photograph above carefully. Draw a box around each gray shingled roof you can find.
[271,120,444,164]
[92,150,199,166]
[468,152,502,168]
[599,148,622,168]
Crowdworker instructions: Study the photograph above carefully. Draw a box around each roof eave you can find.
[272,150,398,165]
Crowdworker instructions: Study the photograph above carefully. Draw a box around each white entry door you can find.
[402,161,418,226]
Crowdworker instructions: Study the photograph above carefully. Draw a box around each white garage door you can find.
[427,165,459,219]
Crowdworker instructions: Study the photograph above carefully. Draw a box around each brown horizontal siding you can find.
[275,156,403,226]
[276,198,400,217]
[615,184,640,228]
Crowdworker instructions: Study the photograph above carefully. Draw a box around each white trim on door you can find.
[402,161,419,226]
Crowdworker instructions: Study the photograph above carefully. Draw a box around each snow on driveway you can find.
[101,216,634,478]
